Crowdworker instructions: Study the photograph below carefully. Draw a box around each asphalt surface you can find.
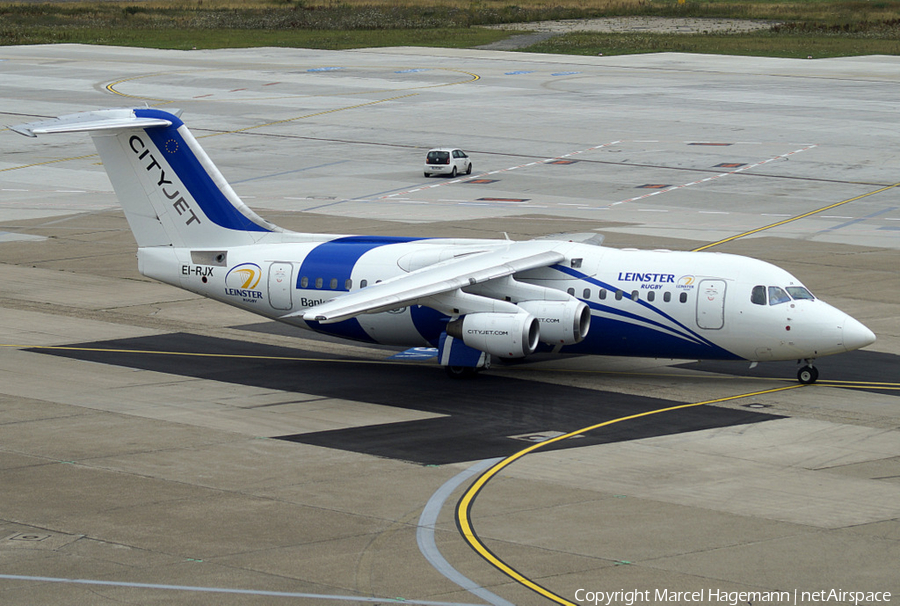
[1,44,898,606]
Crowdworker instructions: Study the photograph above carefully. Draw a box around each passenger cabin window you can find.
[300,276,309,288]
[360,279,368,288]
[664,292,671,302]
[647,291,655,302]
[599,289,607,300]
[768,286,791,305]
[330,278,338,290]
[615,290,623,301]
[751,285,767,305]
[567,287,575,296]
[679,292,688,303]
[583,288,591,299]
[787,286,815,300]
[631,291,639,301]
[315,277,323,289]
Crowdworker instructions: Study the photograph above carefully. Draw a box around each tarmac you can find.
[0,44,898,606]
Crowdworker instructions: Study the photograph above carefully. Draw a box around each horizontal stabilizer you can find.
[10,108,178,137]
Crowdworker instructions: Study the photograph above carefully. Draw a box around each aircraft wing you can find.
[288,240,567,324]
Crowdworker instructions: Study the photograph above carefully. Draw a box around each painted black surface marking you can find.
[34,333,782,465]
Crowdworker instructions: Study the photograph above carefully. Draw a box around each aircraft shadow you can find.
[34,333,782,465]
[677,350,900,397]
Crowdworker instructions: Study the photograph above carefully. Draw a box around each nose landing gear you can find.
[797,360,819,384]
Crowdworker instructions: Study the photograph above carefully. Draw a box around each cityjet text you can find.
[129,135,201,227]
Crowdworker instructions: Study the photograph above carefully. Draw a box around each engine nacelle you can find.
[516,299,591,345]
[446,312,539,359]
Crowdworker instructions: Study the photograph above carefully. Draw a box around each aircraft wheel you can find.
[797,365,819,385]
[445,365,478,379]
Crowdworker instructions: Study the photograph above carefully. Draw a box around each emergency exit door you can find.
[696,279,726,330]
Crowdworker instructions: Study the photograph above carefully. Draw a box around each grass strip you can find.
[3,0,900,57]
[521,31,900,59]
[3,26,512,50]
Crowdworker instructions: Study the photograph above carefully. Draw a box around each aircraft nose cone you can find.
[843,316,876,352]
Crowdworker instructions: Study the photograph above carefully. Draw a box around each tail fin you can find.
[12,108,279,248]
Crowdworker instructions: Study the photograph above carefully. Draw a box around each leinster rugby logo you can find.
[224,263,263,302]
[676,275,696,290]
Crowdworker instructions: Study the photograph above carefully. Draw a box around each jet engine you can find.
[517,299,591,345]
[446,312,539,359]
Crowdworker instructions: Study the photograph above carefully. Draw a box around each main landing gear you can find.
[797,360,819,385]
[444,365,481,379]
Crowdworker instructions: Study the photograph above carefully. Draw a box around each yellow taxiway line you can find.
[692,182,900,251]
[455,385,806,606]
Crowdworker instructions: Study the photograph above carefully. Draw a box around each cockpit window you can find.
[786,286,815,301]
[751,285,767,305]
[768,286,791,306]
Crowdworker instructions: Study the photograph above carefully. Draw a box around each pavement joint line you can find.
[609,145,817,208]
[454,384,805,606]
[1,92,426,174]
[0,574,485,606]
[379,140,622,200]
[692,180,900,251]
[494,365,900,388]
[1,343,427,368]
[814,205,898,234]
[8,343,896,388]
[104,67,480,103]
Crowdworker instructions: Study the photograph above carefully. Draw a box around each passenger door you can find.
[696,279,726,330]
[268,262,293,310]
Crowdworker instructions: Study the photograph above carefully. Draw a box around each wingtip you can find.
[8,125,36,138]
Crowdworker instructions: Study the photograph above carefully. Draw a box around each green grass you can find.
[522,31,900,59]
[3,25,512,50]
[3,0,900,57]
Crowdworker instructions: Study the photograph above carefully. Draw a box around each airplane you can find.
[11,107,876,383]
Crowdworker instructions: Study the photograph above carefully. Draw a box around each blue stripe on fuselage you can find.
[297,236,425,344]
[305,317,377,343]
[559,313,742,359]
[134,108,270,233]
[297,236,424,290]
[551,264,724,351]
[410,304,450,346]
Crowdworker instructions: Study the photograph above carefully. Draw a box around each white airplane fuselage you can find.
[139,237,872,364]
